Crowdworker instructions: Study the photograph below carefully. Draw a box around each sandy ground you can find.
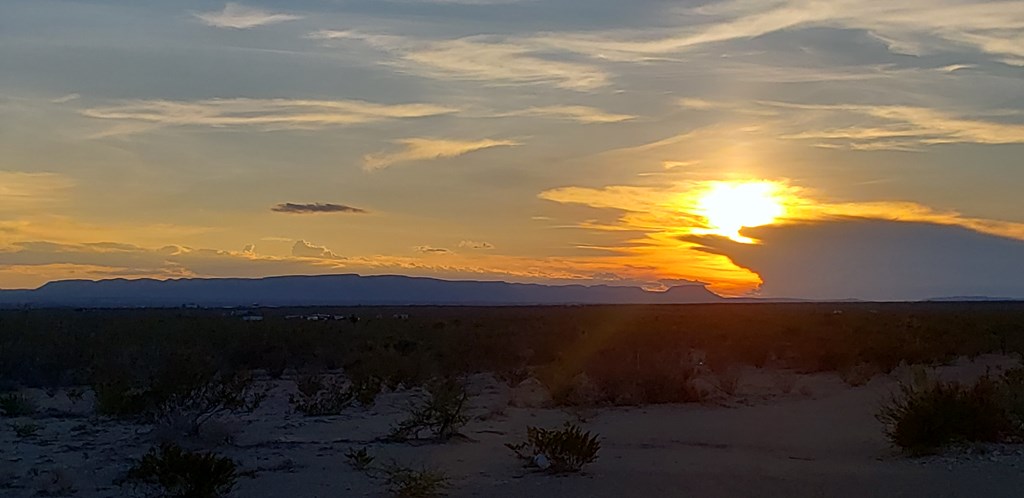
[3,354,1024,497]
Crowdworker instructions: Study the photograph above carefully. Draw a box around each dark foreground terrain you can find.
[2,303,1024,496]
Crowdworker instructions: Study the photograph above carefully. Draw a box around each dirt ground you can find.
[3,354,1024,497]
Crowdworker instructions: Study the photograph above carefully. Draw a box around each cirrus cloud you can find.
[363,137,520,170]
[81,98,458,135]
[194,3,302,29]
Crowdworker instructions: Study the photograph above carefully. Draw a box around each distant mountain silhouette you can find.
[0,274,723,307]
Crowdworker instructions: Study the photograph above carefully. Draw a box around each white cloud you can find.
[363,138,520,170]
[765,102,1024,148]
[51,93,80,104]
[291,240,340,259]
[386,0,528,3]
[500,105,635,123]
[311,30,609,90]
[81,98,457,135]
[194,3,302,29]
[524,1,1024,63]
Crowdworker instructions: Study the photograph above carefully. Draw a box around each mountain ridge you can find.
[0,274,723,307]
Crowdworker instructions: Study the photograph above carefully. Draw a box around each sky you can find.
[1,0,1023,300]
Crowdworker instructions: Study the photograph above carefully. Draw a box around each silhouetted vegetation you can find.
[507,422,601,473]
[877,369,1024,455]
[389,377,469,441]
[0,392,36,417]
[380,461,451,497]
[1,303,1022,410]
[344,446,375,471]
[10,420,41,438]
[121,443,238,498]
[290,373,380,416]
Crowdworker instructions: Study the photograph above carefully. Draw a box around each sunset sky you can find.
[2,0,1024,300]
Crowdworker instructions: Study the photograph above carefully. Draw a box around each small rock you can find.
[533,454,551,470]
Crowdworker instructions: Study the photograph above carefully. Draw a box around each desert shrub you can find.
[290,374,353,416]
[999,368,1024,429]
[389,378,468,441]
[715,366,743,396]
[877,375,1016,455]
[381,462,450,498]
[10,420,41,438]
[0,392,36,417]
[344,446,375,471]
[121,443,238,498]
[157,371,266,437]
[551,349,702,406]
[506,422,600,473]
[291,373,382,416]
[350,376,383,407]
[839,363,881,387]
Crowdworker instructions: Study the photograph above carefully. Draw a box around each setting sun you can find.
[697,182,787,243]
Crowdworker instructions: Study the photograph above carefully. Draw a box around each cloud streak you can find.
[363,138,520,170]
[81,98,457,135]
[414,245,452,254]
[195,3,302,29]
[272,203,368,214]
[499,105,635,123]
[0,171,73,212]
[459,240,494,250]
[311,30,610,90]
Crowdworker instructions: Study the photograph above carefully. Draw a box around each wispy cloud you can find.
[0,171,73,212]
[527,0,1024,62]
[311,30,609,90]
[51,93,80,104]
[764,102,1024,148]
[363,138,520,170]
[194,3,302,29]
[387,0,528,4]
[500,105,635,123]
[459,240,495,250]
[81,98,457,135]
[271,202,368,214]
[414,245,452,254]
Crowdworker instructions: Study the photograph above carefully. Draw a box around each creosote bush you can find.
[344,446,375,471]
[121,443,238,498]
[11,420,41,438]
[506,422,601,473]
[0,392,36,417]
[381,462,450,497]
[157,371,267,437]
[877,370,1024,455]
[345,447,450,497]
[290,374,381,416]
[389,377,468,441]
[548,349,703,407]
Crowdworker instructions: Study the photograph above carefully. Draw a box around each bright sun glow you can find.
[697,181,786,243]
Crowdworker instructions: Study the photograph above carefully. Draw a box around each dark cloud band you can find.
[272,203,367,214]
